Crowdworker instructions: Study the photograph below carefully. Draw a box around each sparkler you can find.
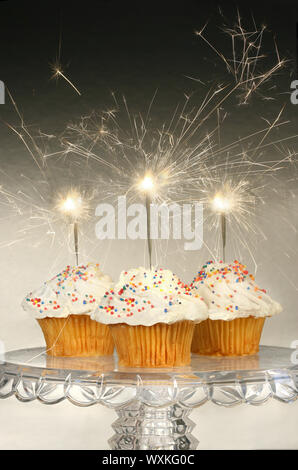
[211,191,235,262]
[58,191,85,265]
[138,174,156,269]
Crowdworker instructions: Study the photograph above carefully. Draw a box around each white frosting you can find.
[191,261,282,321]
[92,267,208,326]
[22,263,113,319]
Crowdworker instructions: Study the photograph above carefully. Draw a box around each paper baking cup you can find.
[37,314,114,357]
[191,317,266,356]
[109,320,195,367]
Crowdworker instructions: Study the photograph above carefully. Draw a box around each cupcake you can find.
[22,263,114,357]
[92,267,208,367]
[191,260,282,356]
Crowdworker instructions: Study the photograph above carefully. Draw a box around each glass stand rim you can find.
[1,345,297,450]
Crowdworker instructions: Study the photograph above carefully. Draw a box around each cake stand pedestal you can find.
[0,346,297,450]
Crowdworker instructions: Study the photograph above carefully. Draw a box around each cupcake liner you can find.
[191,317,266,356]
[37,314,114,357]
[110,320,195,367]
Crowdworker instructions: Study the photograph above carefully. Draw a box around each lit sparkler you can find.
[138,174,156,269]
[57,190,87,265]
[211,189,235,262]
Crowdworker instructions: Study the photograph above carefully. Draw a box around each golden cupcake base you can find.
[37,314,114,357]
[191,317,266,356]
[110,320,195,367]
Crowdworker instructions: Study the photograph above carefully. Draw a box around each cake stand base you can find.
[109,401,198,450]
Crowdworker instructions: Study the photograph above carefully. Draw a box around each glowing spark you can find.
[50,62,81,96]
[59,194,83,217]
[139,175,155,192]
[211,193,235,213]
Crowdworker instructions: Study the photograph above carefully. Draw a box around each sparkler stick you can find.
[139,175,155,270]
[221,213,227,263]
[212,193,233,263]
[145,193,152,269]
[74,221,79,265]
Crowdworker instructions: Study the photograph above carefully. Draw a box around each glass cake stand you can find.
[0,345,297,450]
